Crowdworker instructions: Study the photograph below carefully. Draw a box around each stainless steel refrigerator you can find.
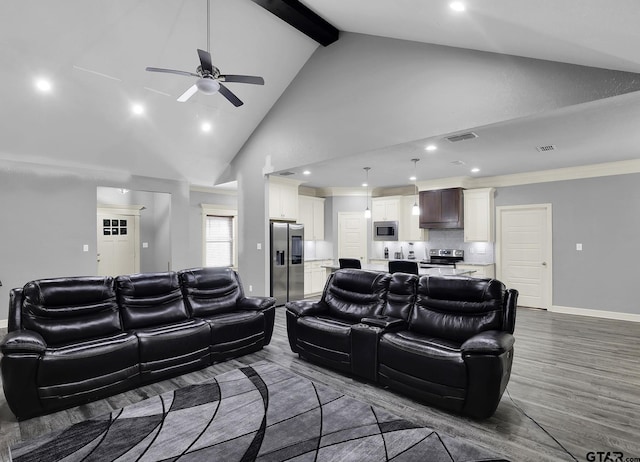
[270,222,304,305]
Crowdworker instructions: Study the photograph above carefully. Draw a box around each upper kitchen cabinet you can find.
[298,195,325,240]
[463,188,495,242]
[372,196,401,222]
[419,188,464,229]
[400,195,427,242]
[269,177,300,221]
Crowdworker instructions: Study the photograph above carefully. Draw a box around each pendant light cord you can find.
[207,0,211,54]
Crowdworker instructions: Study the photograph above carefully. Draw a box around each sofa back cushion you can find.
[179,267,242,317]
[116,272,188,330]
[411,276,506,343]
[324,269,391,322]
[382,273,418,320]
[21,276,121,346]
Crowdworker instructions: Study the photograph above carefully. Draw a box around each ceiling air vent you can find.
[535,145,556,152]
[446,132,478,143]
[278,171,295,176]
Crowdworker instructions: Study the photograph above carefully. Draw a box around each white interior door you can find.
[97,210,140,276]
[496,204,552,309]
[338,212,367,262]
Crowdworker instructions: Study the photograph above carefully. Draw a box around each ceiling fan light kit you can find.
[145,0,264,107]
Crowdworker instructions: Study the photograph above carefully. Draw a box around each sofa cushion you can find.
[116,272,189,330]
[382,273,418,320]
[135,319,211,380]
[410,276,505,343]
[21,277,121,346]
[37,332,139,402]
[379,330,466,388]
[179,267,242,317]
[324,269,391,322]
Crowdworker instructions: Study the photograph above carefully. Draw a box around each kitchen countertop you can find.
[322,263,476,277]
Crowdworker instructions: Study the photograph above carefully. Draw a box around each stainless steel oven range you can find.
[419,249,464,268]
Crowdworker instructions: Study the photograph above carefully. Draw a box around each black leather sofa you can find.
[0,267,275,420]
[286,269,517,419]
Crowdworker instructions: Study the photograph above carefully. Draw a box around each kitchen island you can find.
[322,262,476,277]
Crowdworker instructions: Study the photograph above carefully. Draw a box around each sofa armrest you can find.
[361,315,407,331]
[461,330,514,355]
[237,296,276,311]
[285,300,329,318]
[0,330,47,355]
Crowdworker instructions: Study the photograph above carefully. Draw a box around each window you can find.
[205,215,234,267]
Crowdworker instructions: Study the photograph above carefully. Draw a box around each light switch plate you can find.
[82,244,89,252]
[576,243,583,251]
[142,242,149,248]
[257,243,262,250]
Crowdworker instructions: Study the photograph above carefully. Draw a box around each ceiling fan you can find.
[145,0,264,107]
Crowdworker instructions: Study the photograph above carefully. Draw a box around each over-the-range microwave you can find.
[373,221,398,241]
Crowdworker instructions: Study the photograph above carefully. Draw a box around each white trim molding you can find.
[551,305,640,323]
[0,319,7,329]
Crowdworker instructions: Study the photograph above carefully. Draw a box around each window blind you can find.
[205,215,233,267]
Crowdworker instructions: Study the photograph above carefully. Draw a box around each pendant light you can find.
[363,167,371,219]
[411,158,420,216]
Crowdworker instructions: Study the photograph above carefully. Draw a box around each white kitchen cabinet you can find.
[372,196,401,222]
[463,188,495,242]
[457,263,495,279]
[304,259,332,295]
[269,179,300,221]
[298,195,325,241]
[400,195,427,242]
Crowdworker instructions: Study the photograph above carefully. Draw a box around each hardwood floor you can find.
[1,307,639,462]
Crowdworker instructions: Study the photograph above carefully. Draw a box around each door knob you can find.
[542,261,547,266]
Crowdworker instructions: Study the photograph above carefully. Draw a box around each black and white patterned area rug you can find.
[11,361,509,461]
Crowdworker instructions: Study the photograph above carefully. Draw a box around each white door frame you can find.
[97,205,143,275]
[496,203,553,309]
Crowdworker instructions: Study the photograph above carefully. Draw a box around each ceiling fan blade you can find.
[221,75,265,85]
[218,83,243,107]
[146,67,199,78]
[197,49,214,74]
[177,84,198,102]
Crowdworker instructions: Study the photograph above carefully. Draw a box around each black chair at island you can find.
[388,260,419,274]
[339,258,361,269]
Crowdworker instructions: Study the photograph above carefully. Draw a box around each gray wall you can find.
[0,161,201,320]
[495,173,640,314]
[227,32,640,297]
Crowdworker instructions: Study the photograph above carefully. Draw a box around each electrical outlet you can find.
[257,243,262,250]
[249,285,253,292]
[82,244,89,252]
[142,242,149,248]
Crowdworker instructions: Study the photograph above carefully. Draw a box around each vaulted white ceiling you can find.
[2,0,640,188]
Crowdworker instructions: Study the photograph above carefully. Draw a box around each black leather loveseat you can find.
[0,267,275,420]
[286,269,517,419]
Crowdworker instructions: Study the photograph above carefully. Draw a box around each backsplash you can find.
[372,229,494,264]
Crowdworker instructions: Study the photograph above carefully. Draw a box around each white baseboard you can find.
[0,319,7,328]
[550,305,640,323]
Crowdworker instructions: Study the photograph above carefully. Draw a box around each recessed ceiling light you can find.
[201,122,212,132]
[362,182,368,187]
[425,144,437,152]
[303,170,311,175]
[35,78,52,92]
[471,167,480,173]
[131,104,144,115]
[409,176,417,181]
[450,2,466,12]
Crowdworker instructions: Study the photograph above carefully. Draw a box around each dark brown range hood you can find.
[419,188,464,229]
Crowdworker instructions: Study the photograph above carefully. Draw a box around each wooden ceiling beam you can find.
[251,0,339,46]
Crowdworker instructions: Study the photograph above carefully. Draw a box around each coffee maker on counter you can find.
[384,246,389,259]
[407,243,416,259]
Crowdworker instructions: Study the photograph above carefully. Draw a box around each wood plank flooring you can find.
[1,307,639,462]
